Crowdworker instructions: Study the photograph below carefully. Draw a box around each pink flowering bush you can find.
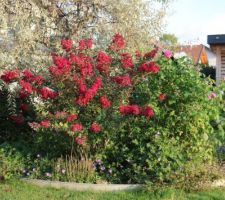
[0,34,223,184]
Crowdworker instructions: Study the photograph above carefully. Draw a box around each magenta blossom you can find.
[163,50,172,58]
[208,92,217,100]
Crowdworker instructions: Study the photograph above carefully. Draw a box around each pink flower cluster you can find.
[40,119,50,128]
[66,114,78,122]
[71,123,83,132]
[159,93,167,101]
[163,50,172,58]
[208,92,217,100]
[90,122,101,133]
[75,136,87,145]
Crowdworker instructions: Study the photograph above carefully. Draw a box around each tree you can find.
[0,0,172,70]
[160,33,178,46]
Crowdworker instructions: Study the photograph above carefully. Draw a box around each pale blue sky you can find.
[166,0,225,45]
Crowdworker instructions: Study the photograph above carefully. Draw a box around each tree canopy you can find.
[0,0,172,69]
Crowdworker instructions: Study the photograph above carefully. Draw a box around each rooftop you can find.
[208,34,225,45]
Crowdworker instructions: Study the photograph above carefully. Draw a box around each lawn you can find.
[1,180,225,200]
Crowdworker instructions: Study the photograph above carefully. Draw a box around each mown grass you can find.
[1,180,225,200]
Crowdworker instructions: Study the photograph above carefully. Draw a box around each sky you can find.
[166,0,225,45]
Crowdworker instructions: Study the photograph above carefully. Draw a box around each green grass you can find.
[1,180,225,200]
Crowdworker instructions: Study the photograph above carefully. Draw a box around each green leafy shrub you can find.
[0,143,27,180]
[99,56,222,184]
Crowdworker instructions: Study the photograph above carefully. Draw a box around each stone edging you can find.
[21,178,225,192]
[211,179,225,187]
[21,178,143,192]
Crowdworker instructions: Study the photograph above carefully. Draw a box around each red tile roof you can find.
[178,45,204,65]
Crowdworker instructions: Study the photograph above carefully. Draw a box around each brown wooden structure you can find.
[208,34,225,84]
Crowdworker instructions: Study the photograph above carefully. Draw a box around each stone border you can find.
[21,178,225,192]
[211,179,225,187]
[21,178,143,192]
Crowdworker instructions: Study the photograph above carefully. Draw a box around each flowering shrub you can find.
[0,34,223,184]
[97,55,223,184]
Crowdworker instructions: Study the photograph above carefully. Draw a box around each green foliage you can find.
[0,80,35,143]
[99,56,222,184]
[160,33,178,47]
[0,143,27,180]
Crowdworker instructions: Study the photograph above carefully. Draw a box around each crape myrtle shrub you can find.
[0,35,222,184]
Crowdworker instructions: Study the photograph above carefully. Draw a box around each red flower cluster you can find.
[40,119,50,128]
[66,114,78,122]
[99,95,111,108]
[119,104,154,119]
[119,105,141,115]
[71,123,83,132]
[39,87,58,99]
[49,55,72,77]
[52,55,71,69]
[96,51,112,74]
[76,77,102,106]
[55,111,67,119]
[112,75,132,86]
[144,48,158,59]
[79,38,92,50]
[28,122,41,130]
[90,122,101,133]
[19,103,29,111]
[120,53,134,69]
[33,75,44,85]
[10,114,24,124]
[61,39,73,51]
[109,33,125,51]
[137,62,160,73]
[1,70,18,83]
[19,80,33,94]
[23,69,34,80]
[135,50,142,59]
[19,90,28,99]
[73,75,87,94]
[23,69,44,85]
[142,106,154,119]
[159,93,167,101]
[75,136,86,145]
[70,54,93,77]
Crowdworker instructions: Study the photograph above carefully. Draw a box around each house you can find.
[208,34,225,84]
[178,44,216,66]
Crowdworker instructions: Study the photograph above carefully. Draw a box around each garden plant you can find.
[0,34,224,187]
